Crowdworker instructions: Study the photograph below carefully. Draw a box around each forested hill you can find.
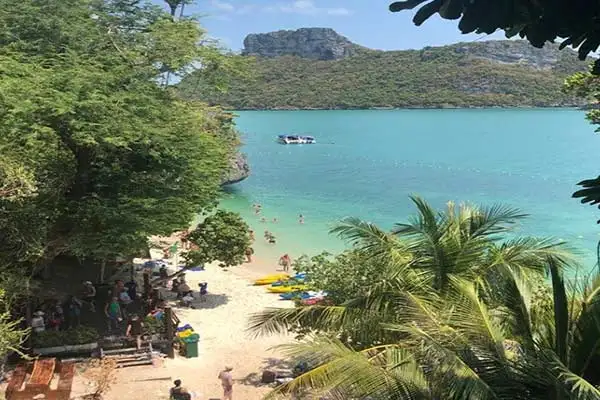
[177,29,590,109]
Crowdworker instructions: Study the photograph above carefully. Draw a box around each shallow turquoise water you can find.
[221,109,600,268]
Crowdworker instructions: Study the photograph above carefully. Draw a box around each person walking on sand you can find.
[245,246,254,263]
[218,366,234,400]
[126,314,144,350]
[279,254,291,272]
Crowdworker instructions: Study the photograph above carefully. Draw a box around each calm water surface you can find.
[221,109,600,268]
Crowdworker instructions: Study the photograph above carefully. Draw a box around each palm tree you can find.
[253,267,600,399]
[248,197,596,399]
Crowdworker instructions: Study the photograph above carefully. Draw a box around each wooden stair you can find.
[99,343,154,368]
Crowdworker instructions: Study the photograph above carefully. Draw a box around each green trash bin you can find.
[182,333,200,358]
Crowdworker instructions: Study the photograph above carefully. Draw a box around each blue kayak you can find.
[279,291,311,300]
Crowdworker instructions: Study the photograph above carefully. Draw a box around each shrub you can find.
[32,326,100,348]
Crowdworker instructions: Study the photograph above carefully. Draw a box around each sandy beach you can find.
[69,253,295,400]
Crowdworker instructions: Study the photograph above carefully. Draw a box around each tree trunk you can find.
[99,260,106,284]
[178,2,185,19]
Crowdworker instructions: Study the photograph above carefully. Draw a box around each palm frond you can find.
[489,264,536,349]
[247,305,354,338]
[331,217,410,259]
[398,324,501,400]
[569,271,600,379]
[266,338,430,400]
[483,237,575,278]
[467,203,528,239]
[448,278,507,354]
[393,195,441,238]
[541,350,600,400]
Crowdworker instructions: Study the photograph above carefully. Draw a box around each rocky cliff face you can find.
[242,28,362,60]
[222,152,250,186]
[448,40,573,70]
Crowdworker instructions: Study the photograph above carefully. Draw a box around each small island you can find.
[178,27,590,110]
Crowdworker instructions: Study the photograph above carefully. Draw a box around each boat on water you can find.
[277,135,316,145]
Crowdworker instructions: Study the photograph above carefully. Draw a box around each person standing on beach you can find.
[218,366,234,400]
[279,254,291,272]
[105,296,122,333]
[245,246,254,263]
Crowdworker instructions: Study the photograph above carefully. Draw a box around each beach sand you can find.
[71,255,295,400]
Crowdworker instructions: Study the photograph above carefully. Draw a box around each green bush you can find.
[32,326,100,348]
[143,316,165,335]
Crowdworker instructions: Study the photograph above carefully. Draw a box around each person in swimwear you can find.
[218,366,234,400]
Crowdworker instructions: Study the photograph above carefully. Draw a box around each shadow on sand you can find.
[172,293,230,310]
[237,357,294,388]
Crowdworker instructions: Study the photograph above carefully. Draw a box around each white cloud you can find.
[327,7,351,16]
[211,0,234,12]
[269,1,353,16]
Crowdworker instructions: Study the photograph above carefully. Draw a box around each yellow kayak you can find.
[268,285,309,294]
[254,273,290,286]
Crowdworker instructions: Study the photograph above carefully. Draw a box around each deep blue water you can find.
[221,109,600,268]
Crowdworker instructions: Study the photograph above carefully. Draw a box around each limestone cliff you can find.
[222,152,250,186]
[242,27,363,60]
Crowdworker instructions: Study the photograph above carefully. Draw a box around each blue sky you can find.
[158,0,504,51]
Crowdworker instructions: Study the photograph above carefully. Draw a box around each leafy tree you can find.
[185,210,251,268]
[293,250,395,305]
[249,199,600,399]
[0,0,242,274]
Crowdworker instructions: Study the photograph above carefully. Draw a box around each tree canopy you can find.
[0,0,245,274]
[185,210,251,268]
[389,0,600,73]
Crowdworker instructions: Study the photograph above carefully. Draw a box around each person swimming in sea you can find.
[264,230,276,244]
[299,214,304,224]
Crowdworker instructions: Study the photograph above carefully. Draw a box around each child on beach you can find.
[105,297,122,333]
[169,379,191,400]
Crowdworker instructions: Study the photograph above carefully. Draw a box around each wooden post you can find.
[165,307,175,359]
[99,260,106,284]
[143,273,151,298]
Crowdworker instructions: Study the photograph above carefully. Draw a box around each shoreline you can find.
[226,105,584,112]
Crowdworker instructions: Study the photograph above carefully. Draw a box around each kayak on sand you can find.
[254,273,290,286]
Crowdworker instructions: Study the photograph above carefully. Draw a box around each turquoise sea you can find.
[221,109,600,268]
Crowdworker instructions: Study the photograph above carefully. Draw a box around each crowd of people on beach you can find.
[29,273,168,352]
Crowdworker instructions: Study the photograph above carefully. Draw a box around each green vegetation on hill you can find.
[178,41,588,109]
